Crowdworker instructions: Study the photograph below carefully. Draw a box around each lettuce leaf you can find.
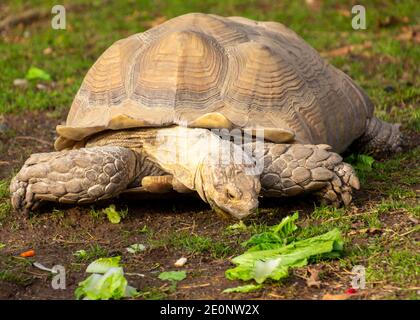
[25,66,51,81]
[243,211,299,250]
[75,267,137,300]
[222,284,263,293]
[158,271,187,282]
[226,228,343,284]
[86,256,121,274]
[103,205,122,224]
[126,244,146,254]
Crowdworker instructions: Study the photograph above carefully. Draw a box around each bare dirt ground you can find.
[0,111,418,300]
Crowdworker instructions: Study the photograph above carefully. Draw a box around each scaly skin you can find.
[258,143,360,206]
[9,146,140,213]
[351,116,405,157]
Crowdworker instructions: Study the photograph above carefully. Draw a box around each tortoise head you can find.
[195,162,261,220]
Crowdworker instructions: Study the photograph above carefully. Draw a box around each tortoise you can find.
[10,13,403,219]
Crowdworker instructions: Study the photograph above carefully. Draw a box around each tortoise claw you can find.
[10,178,35,213]
[316,162,359,207]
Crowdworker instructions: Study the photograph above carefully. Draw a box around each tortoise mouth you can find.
[209,199,258,220]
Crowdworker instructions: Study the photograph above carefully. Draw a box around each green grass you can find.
[73,244,109,262]
[0,179,11,222]
[0,180,10,199]
[148,231,233,259]
[1,0,419,300]
[0,256,34,286]
[0,202,12,222]
[88,207,103,220]
[368,249,419,286]
[0,269,33,286]
[1,0,419,130]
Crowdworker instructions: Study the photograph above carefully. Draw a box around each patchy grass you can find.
[148,231,234,259]
[73,244,110,263]
[0,179,11,222]
[0,256,34,286]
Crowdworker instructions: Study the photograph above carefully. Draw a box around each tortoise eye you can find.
[235,169,243,175]
[226,185,241,200]
[227,190,236,200]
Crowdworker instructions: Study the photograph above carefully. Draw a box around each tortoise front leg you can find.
[10,146,139,213]
[258,143,360,206]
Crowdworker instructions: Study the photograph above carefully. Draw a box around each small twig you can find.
[52,238,110,245]
[179,283,210,289]
[399,226,420,237]
[0,8,49,31]
[14,136,51,145]
[320,42,372,58]
[125,272,145,277]
[0,3,92,31]
[176,225,194,232]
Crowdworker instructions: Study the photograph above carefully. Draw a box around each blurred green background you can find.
[0,0,419,130]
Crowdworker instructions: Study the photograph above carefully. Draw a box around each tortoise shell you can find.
[55,13,373,153]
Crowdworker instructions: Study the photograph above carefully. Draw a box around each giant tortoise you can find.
[10,13,403,219]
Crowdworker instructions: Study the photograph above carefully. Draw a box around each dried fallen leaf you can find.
[336,9,350,17]
[305,0,322,11]
[322,293,351,300]
[321,42,372,58]
[306,267,321,288]
[43,47,53,55]
[144,16,167,28]
[408,216,419,224]
[348,228,382,236]
[378,16,409,28]
[395,25,420,44]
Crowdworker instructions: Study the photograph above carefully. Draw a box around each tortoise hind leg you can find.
[10,146,138,213]
[350,116,405,157]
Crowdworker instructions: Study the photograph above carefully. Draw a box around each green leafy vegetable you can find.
[126,243,146,254]
[75,257,138,300]
[73,249,87,259]
[25,66,51,81]
[222,284,263,293]
[103,205,124,224]
[226,221,248,232]
[243,211,299,250]
[75,267,138,300]
[158,271,187,282]
[0,243,5,250]
[226,228,343,284]
[86,256,121,274]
